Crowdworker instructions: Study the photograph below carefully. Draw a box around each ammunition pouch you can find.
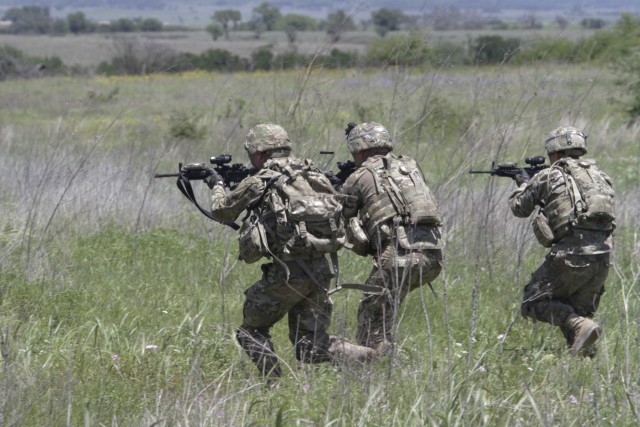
[346,217,370,256]
[532,211,555,248]
[238,213,269,264]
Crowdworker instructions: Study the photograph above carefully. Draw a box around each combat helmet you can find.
[545,126,587,156]
[346,122,393,154]
[244,123,292,154]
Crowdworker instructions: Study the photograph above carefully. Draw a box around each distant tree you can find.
[3,6,51,34]
[252,2,281,32]
[371,8,405,38]
[277,14,317,43]
[112,18,136,32]
[51,18,69,34]
[67,11,93,34]
[250,46,273,71]
[140,18,163,32]
[581,18,606,29]
[472,35,521,65]
[325,10,355,43]
[206,23,223,41]
[213,9,241,40]
[555,15,569,30]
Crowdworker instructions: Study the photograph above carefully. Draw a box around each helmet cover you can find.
[346,122,393,154]
[244,123,291,154]
[545,126,587,155]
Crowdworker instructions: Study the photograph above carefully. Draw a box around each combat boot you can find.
[374,340,394,358]
[565,314,602,357]
[328,336,377,364]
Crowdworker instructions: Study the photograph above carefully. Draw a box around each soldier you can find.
[207,123,378,378]
[509,126,615,356]
[340,122,444,351]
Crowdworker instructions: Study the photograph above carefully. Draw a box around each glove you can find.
[514,170,530,186]
[204,170,224,189]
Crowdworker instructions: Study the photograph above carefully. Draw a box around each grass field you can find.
[1,61,640,425]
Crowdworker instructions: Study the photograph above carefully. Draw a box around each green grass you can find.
[1,62,639,425]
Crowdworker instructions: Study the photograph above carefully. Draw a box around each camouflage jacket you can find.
[509,158,613,255]
[210,156,302,223]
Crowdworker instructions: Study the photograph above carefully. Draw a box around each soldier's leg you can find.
[567,254,610,318]
[521,251,607,350]
[521,252,576,328]
[356,262,392,348]
[238,262,309,377]
[285,258,334,363]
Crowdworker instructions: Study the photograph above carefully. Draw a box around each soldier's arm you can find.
[210,175,265,222]
[508,170,548,218]
[340,171,366,220]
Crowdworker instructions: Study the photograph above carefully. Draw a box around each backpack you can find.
[364,154,442,228]
[265,161,346,256]
[558,158,616,231]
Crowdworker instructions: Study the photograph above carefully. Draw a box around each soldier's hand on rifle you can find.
[204,170,224,189]
[514,169,530,186]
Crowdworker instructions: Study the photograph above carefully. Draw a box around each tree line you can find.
[0,6,173,34]
[1,3,609,38]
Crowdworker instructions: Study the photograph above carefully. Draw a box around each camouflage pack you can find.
[265,161,346,256]
[562,158,615,230]
[362,154,442,233]
[546,158,615,234]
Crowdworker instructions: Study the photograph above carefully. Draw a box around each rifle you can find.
[154,154,256,229]
[320,150,357,188]
[469,155,549,181]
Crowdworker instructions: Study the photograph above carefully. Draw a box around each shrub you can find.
[365,33,431,67]
[167,110,207,141]
[471,35,521,65]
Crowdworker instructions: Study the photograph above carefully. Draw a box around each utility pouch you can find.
[238,214,269,264]
[532,211,555,248]
[346,217,370,257]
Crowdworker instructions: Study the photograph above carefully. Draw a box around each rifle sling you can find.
[176,173,239,230]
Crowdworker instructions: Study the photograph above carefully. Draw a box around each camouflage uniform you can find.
[341,122,443,348]
[211,124,375,377]
[508,127,614,354]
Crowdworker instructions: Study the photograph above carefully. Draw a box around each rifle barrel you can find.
[154,173,180,178]
[468,170,494,174]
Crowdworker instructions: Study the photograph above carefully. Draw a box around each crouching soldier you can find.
[340,122,444,351]
[208,123,381,378]
[509,126,615,356]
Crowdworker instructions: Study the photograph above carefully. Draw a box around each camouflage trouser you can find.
[356,245,442,348]
[236,256,334,377]
[521,250,610,345]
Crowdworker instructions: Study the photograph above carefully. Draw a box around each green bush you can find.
[365,33,431,67]
[512,37,580,64]
[471,35,521,65]
[167,110,207,141]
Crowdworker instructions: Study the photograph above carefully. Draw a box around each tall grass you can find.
[0,62,639,425]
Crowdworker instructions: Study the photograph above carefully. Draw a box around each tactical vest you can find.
[359,154,442,238]
[544,158,615,237]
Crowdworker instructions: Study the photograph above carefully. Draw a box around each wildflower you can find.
[569,395,578,404]
[111,354,119,361]
[303,384,311,393]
